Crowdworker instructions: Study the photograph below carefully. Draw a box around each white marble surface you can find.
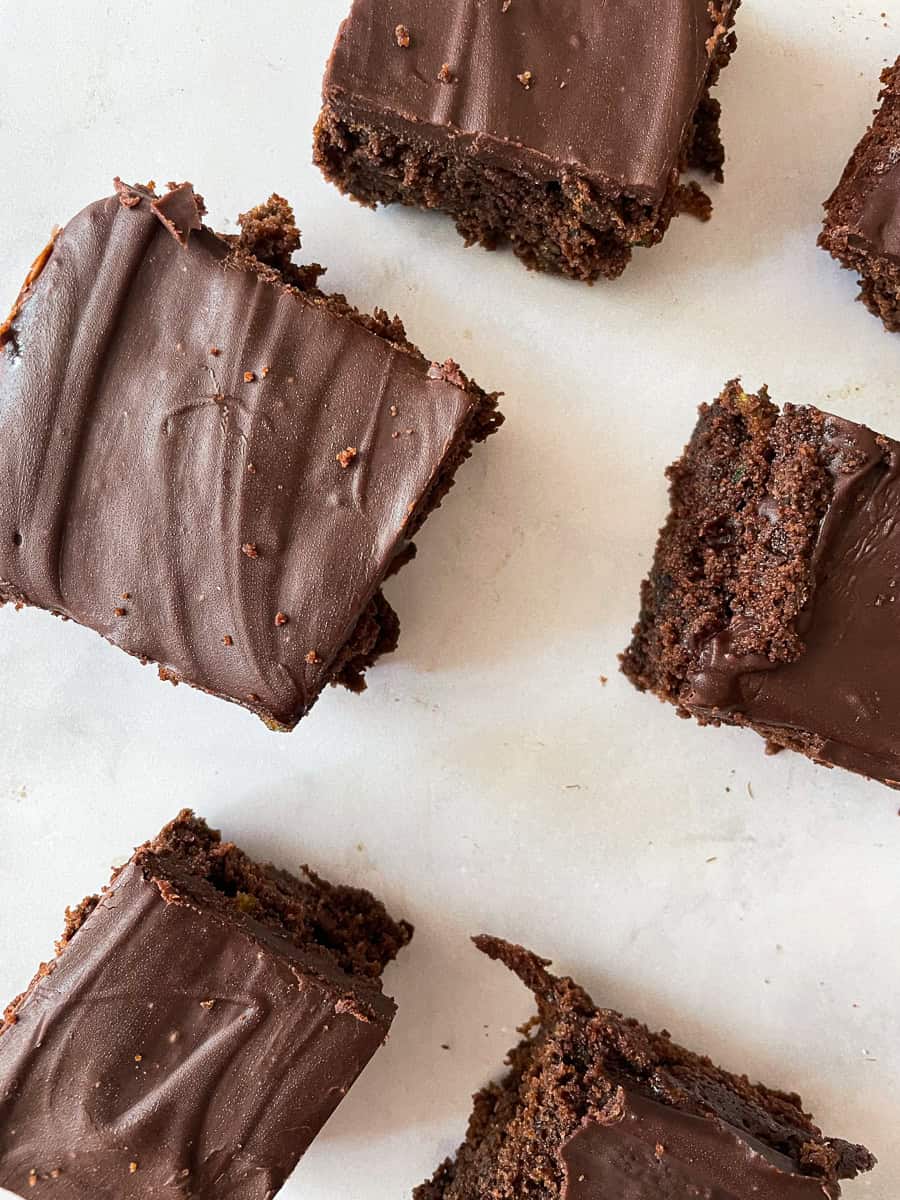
[0,1,896,1196]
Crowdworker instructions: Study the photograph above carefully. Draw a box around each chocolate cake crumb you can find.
[438,63,454,83]
[222,635,233,646]
[114,607,127,617]
[516,70,534,89]
[275,611,289,627]
[336,446,358,468]
[395,23,411,47]
[243,371,256,383]
[305,650,321,664]
[241,542,259,559]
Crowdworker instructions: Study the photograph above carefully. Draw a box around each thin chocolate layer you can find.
[0,181,497,728]
[323,0,734,202]
[684,414,900,785]
[855,160,900,259]
[0,854,395,1199]
[562,1092,837,1200]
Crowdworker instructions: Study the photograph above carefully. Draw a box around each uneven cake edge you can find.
[0,187,504,731]
[312,6,739,283]
[414,936,875,1200]
[619,382,837,742]
[1,808,412,1037]
[819,58,900,330]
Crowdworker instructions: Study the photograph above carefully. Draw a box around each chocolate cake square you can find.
[820,58,900,331]
[0,810,412,1199]
[622,381,900,787]
[0,180,502,729]
[314,0,740,282]
[417,937,875,1200]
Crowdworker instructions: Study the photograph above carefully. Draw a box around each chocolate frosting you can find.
[561,1092,837,1200]
[850,159,900,260]
[684,413,900,785]
[0,856,394,1199]
[324,0,732,202]
[0,183,478,727]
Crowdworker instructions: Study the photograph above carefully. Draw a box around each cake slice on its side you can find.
[820,58,900,331]
[622,381,900,788]
[0,180,502,729]
[0,810,412,1200]
[315,0,740,283]
[416,937,874,1200]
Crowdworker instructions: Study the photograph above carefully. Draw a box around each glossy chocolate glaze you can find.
[323,0,734,202]
[0,183,484,727]
[684,413,900,785]
[562,1092,837,1200]
[0,855,395,1199]
[854,159,900,259]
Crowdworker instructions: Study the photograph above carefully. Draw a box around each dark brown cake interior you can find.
[416,938,875,1200]
[314,1,739,282]
[621,382,833,707]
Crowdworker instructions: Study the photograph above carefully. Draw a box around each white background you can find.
[0,2,896,1196]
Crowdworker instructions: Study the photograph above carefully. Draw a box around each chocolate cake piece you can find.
[820,58,900,331]
[622,381,900,787]
[0,810,412,1199]
[416,937,875,1200]
[314,0,740,282]
[0,180,502,729]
